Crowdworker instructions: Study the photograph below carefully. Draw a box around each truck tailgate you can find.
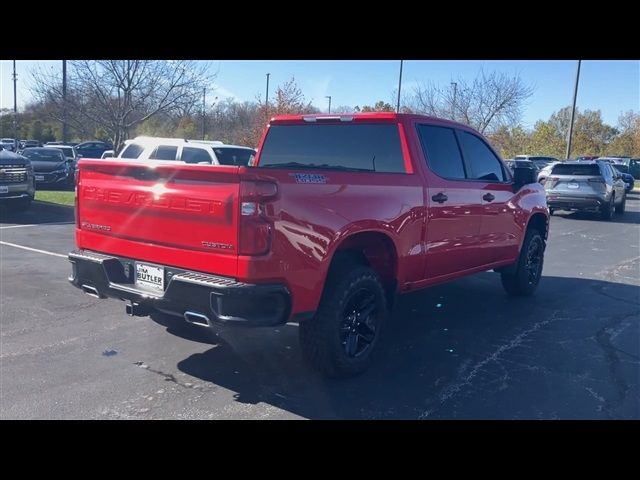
[76,159,240,276]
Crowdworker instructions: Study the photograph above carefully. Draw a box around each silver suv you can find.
[545,161,626,219]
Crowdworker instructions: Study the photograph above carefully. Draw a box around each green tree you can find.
[605,110,640,157]
[528,120,565,157]
[174,116,197,139]
[354,101,394,112]
[488,125,530,158]
[571,109,617,156]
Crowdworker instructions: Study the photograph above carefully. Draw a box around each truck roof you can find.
[269,112,473,130]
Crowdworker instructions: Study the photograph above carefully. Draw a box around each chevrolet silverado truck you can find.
[68,113,549,377]
[0,147,36,211]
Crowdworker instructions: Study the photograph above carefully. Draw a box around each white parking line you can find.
[0,241,68,258]
[0,222,75,230]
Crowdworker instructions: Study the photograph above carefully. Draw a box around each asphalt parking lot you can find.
[1,197,639,419]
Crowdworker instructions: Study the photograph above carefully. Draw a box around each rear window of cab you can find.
[257,123,405,173]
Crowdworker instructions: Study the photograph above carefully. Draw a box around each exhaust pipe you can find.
[81,284,100,298]
[125,301,152,317]
[184,311,211,328]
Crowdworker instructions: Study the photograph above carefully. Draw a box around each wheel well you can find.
[329,231,398,307]
[528,213,548,240]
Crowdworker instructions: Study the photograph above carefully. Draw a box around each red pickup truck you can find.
[69,113,549,377]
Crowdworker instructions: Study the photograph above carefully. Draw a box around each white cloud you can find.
[211,85,242,103]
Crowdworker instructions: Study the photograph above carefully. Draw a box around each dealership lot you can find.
[1,199,639,419]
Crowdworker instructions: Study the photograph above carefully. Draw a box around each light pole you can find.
[451,82,457,120]
[565,60,582,160]
[325,95,332,114]
[396,60,403,113]
[13,60,18,149]
[62,60,67,143]
[202,87,206,140]
[265,73,270,108]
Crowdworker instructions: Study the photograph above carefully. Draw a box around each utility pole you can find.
[12,60,18,149]
[265,73,270,108]
[325,95,332,114]
[451,82,457,121]
[396,60,403,113]
[62,60,68,143]
[565,60,582,160]
[202,87,206,140]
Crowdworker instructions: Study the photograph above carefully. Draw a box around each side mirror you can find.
[513,166,537,190]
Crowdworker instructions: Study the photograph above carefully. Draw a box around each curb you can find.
[33,200,75,211]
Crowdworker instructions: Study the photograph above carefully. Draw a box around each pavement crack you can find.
[594,312,635,418]
[420,311,563,418]
[133,362,197,390]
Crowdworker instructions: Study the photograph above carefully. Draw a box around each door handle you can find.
[431,192,448,204]
[483,193,495,202]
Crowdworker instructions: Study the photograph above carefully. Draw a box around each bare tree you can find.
[408,69,534,134]
[31,60,212,149]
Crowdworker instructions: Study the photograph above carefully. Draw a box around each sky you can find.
[1,60,638,129]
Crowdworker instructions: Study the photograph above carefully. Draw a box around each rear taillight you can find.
[75,168,80,227]
[239,180,278,256]
[544,177,558,189]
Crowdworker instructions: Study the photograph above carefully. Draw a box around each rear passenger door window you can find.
[120,143,144,159]
[181,147,212,164]
[149,145,178,161]
[458,131,506,182]
[416,125,466,179]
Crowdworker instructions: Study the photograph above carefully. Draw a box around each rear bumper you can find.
[0,181,35,200]
[546,194,605,210]
[68,250,291,327]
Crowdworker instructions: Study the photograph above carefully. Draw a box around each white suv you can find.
[117,137,256,166]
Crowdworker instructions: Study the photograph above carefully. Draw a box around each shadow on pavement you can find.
[0,201,74,225]
[151,274,640,419]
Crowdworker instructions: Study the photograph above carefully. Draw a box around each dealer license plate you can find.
[0,186,8,193]
[135,262,165,292]
[35,175,45,181]
[567,182,579,189]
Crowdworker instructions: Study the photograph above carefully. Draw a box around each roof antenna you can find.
[372,155,376,172]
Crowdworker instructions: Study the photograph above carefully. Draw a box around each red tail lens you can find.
[75,168,80,227]
[239,216,272,255]
[240,180,278,202]
[239,181,277,256]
